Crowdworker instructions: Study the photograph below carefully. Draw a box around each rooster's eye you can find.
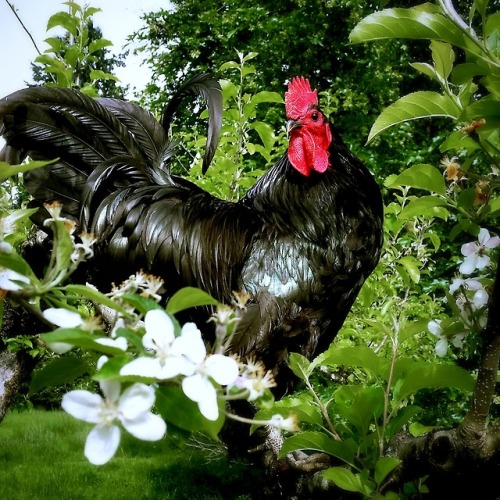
[311,111,319,122]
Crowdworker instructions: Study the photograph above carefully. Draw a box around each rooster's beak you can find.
[286,119,301,137]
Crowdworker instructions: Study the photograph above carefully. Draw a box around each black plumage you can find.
[0,74,383,389]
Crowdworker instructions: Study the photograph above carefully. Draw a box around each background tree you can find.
[133,0,440,179]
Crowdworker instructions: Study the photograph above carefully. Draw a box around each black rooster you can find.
[0,74,383,389]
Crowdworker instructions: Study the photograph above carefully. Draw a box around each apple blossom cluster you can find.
[428,228,499,357]
[42,292,294,465]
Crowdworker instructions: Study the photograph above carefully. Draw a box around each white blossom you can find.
[62,357,166,465]
[268,414,299,433]
[120,309,197,379]
[0,268,29,291]
[460,228,500,275]
[428,319,467,357]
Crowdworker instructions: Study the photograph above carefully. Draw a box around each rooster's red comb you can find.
[285,77,318,120]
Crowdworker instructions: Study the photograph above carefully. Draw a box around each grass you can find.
[0,410,262,499]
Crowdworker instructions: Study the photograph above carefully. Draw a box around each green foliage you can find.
[32,1,126,96]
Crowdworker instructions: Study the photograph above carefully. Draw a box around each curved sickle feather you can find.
[160,73,222,174]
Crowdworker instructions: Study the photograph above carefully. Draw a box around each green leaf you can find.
[322,467,375,495]
[288,352,312,380]
[89,70,119,82]
[430,40,455,80]
[397,256,421,283]
[394,363,475,402]
[385,163,446,195]
[62,284,129,314]
[368,92,460,142]
[88,39,113,54]
[29,354,89,394]
[249,121,275,150]
[398,196,450,220]
[375,457,400,487]
[315,346,385,378]
[461,97,500,131]
[349,5,466,49]
[250,91,283,105]
[334,385,384,435]
[47,12,78,37]
[120,294,163,315]
[0,159,57,182]
[166,287,219,315]
[409,421,439,437]
[279,432,355,466]
[155,385,224,439]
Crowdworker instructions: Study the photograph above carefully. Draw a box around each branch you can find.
[459,256,500,449]
[4,0,43,56]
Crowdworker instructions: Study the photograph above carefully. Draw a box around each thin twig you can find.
[4,0,43,56]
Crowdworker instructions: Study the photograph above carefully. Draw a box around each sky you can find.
[0,0,170,99]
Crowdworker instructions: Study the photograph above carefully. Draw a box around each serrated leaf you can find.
[394,363,475,402]
[397,256,421,283]
[385,163,446,195]
[155,385,224,439]
[47,12,78,37]
[88,39,113,54]
[349,6,466,49]
[398,196,450,220]
[166,287,219,315]
[430,40,455,80]
[250,121,275,150]
[322,467,375,495]
[375,457,400,486]
[410,62,441,82]
[314,346,385,378]
[29,354,89,394]
[368,92,460,142]
[288,352,312,380]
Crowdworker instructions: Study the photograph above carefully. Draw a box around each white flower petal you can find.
[122,412,166,441]
[84,424,121,465]
[428,320,442,337]
[42,308,83,328]
[120,357,161,378]
[472,289,489,309]
[158,356,196,379]
[46,341,74,354]
[99,379,121,404]
[0,269,30,291]
[62,390,103,423]
[171,323,206,363]
[143,309,175,350]
[197,391,219,421]
[96,337,128,351]
[478,228,490,246]
[459,254,478,275]
[485,235,500,249]
[435,338,448,357]
[182,373,212,404]
[475,254,490,270]
[205,354,239,385]
[461,241,478,257]
[451,333,467,348]
[118,383,155,419]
